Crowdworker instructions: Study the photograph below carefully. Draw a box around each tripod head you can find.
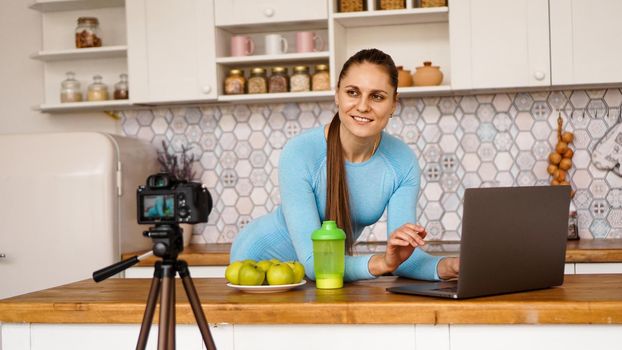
[92,223,187,282]
[143,224,184,261]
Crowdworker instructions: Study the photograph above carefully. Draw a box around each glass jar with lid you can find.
[312,64,330,91]
[248,67,268,94]
[60,72,83,103]
[87,75,109,101]
[290,65,311,92]
[224,69,246,95]
[75,17,102,48]
[113,73,129,100]
[268,67,289,93]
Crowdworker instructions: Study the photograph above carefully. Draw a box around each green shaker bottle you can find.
[311,220,346,289]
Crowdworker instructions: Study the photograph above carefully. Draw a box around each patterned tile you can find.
[121,89,622,242]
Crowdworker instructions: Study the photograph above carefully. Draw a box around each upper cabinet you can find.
[214,0,327,27]
[449,0,550,90]
[550,0,622,85]
[126,0,217,104]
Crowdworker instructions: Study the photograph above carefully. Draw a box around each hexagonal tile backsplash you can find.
[121,90,622,243]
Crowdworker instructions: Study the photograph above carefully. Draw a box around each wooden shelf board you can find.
[333,7,448,27]
[218,91,334,103]
[31,45,127,61]
[38,100,131,113]
[216,51,329,65]
[29,0,124,12]
[397,85,452,96]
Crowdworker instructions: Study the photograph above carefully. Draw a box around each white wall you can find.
[0,0,120,135]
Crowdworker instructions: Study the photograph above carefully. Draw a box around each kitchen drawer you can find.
[214,0,327,26]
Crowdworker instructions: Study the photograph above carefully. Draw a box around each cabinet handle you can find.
[0,253,6,259]
[202,85,212,94]
[263,8,275,17]
[534,71,545,81]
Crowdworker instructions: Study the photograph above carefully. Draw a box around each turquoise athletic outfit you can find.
[230,126,443,281]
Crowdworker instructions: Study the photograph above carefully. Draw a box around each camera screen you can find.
[142,194,175,220]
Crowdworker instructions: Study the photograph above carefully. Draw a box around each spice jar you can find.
[224,69,246,95]
[113,73,129,100]
[75,17,102,48]
[312,64,330,91]
[248,67,268,94]
[60,72,83,103]
[87,75,109,101]
[268,67,289,93]
[290,65,311,92]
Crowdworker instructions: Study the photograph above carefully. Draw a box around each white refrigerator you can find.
[0,132,160,299]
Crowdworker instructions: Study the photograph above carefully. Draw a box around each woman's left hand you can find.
[437,257,460,280]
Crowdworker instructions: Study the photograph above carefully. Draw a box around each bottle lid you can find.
[77,17,99,25]
[272,66,287,73]
[294,65,309,73]
[228,69,243,76]
[311,220,346,241]
[251,67,266,74]
[314,64,328,71]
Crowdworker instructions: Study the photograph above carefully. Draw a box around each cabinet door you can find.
[126,0,217,103]
[450,0,550,89]
[550,0,622,85]
[214,0,327,26]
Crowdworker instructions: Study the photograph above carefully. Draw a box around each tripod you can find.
[93,224,217,350]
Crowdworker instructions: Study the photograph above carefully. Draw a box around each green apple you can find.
[285,261,305,283]
[224,260,246,285]
[266,263,295,285]
[238,263,266,286]
[256,260,274,273]
[269,258,280,264]
[243,259,257,265]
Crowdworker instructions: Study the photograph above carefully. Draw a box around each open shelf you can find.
[216,51,330,65]
[38,99,131,113]
[333,7,448,27]
[29,0,125,12]
[397,85,452,96]
[31,45,127,61]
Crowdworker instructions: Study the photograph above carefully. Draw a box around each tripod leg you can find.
[136,262,163,350]
[177,261,217,350]
[168,272,176,350]
[158,263,174,350]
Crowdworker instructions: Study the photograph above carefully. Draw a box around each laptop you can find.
[387,185,572,299]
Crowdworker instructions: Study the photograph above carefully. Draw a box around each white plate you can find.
[227,280,307,293]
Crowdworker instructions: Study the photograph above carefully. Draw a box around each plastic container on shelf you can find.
[268,67,289,93]
[224,69,246,95]
[87,75,109,101]
[248,67,268,94]
[113,74,129,100]
[290,65,311,92]
[75,17,102,48]
[311,64,330,91]
[60,72,83,103]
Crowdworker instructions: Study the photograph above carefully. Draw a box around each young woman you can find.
[231,49,459,281]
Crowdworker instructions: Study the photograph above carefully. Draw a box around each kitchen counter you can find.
[123,239,622,267]
[1,274,622,325]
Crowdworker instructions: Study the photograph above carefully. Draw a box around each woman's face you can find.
[335,62,397,140]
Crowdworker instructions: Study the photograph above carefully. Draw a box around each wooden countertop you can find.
[1,275,621,325]
[123,239,622,267]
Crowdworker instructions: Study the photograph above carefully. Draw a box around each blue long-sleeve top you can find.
[230,126,443,281]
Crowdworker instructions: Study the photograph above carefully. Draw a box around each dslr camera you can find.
[137,173,212,225]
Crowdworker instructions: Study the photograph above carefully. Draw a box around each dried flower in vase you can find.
[156,140,197,182]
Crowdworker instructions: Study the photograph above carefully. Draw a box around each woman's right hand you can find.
[369,224,427,276]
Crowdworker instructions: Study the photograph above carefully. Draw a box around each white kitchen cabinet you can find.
[214,0,327,27]
[330,0,451,95]
[449,0,550,90]
[126,0,217,104]
[574,263,622,275]
[550,0,622,85]
[29,0,131,112]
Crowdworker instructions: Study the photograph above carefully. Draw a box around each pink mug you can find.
[230,35,255,57]
[296,31,324,53]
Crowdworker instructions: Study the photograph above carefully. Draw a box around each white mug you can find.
[264,34,288,55]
